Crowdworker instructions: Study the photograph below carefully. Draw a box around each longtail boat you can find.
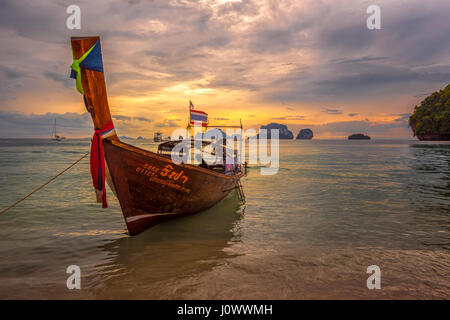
[70,36,244,236]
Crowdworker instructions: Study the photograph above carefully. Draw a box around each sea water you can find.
[0,139,448,299]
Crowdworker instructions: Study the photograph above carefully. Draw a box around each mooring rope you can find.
[0,151,90,216]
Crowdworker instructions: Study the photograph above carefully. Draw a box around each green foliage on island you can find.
[409,84,450,140]
[348,133,370,140]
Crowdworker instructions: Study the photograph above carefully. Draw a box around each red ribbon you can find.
[90,120,114,208]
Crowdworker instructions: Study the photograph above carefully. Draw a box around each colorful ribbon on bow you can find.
[70,40,104,95]
[90,120,115,208]
[70,39,112,208]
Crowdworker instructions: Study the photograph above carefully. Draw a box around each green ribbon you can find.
[70,42,97,95]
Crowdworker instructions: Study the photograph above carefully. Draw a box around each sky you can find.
[0,0,449,138]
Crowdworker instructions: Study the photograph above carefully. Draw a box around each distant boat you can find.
[153,132,162,142]
[50,119,66,141]
[348,133,370,140]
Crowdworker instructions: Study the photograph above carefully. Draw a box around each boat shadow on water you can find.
[87,192,245,298]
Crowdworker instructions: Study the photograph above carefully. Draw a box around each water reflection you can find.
[407,143,450,249]
[409,143,450,198]
[88,193,244,298]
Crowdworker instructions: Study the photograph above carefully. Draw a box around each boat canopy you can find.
[157,139,239,155]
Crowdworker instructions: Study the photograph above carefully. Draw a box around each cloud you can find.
[44,71,72,87]
[272,115,305,120]
[112,115,153,122]
[323,108,342,115]
[413,92,433,98]
[0,111,92,138]
[0,65,24,79]
[0,0,449,138]
[0,111,165,138]
[333,56,388,65]
[348,113,358,117]
[154,119,179,128]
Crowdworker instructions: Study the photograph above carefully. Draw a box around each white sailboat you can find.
[51,119,66,141]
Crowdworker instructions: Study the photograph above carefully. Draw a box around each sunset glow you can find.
[0,0,449,138]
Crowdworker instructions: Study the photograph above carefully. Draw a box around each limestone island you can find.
[258,123,293,139]
[409,84,450,141]
[348,133,370,140]
[296,128,314,140]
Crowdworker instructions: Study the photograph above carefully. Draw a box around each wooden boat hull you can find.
[104,139,242,236]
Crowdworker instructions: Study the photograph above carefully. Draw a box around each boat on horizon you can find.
[50,118,66,141]
[153,132,162,142]
[70,36,245,236]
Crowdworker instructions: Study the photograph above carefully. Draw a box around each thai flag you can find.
[190,109,208,126]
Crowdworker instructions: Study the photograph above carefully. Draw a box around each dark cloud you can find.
[323,108,342,115]
[0,0,66,43]
[0,111,92,138]
[272,115,305,120]
[0,0,449,138]
[0,111,160,137]
[390,113,410,118]
[0,65,25,79]
[413,92,433,98]
[332,56,388,65]
[113,114,153,122]
[154,119,179,128]
[44,71,72,87]
[348,113,358,117]
[314,67,450,96]
[197,35,231,49]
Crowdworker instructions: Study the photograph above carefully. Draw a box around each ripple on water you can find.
[0,139,448,299]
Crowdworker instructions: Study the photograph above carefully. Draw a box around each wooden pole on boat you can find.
[70,36,118,141]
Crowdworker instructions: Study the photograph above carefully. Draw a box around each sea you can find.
[0,139,448,299]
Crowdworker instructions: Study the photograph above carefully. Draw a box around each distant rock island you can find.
[409,84,450,141]
[348,133,370,140]
[119,136,132,140]
[296,128,313,140]
[137,136,144,140]
[258,123,293,139]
